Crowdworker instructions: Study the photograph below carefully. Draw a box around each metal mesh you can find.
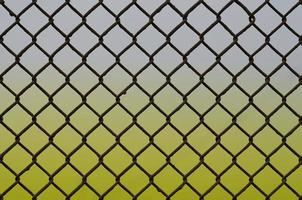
[1,0,302,199]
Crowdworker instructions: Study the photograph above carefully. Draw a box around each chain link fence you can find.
[1,0,302,199]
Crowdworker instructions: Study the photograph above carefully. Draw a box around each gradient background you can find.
[1,0,302,199]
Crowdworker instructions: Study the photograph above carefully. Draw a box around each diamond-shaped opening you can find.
[154,45,182,74]
[154,125,183,154]
[54,45,82,74]
[53,85,82,113]
[188,3,215,33]
[103,65,132,94]
[238,26,265,53]
[3,65,31,93]
[137,25,165,53]
[0,86,14,113]
[237,145,265,174]
[171,65,199,93]
[187,125,216,154]
[137,65,166,94]
[71,146,98,174]
[221,86,249,114]
[171,185,199,200]
[287,166,302,195]
[238,0,264,12]
[137,186,165,200]
[70,66,98,94]
[204,185,232,200]
[4,0,31,14]
[188,43,216,74]
[237,106,265,134]
[237,66,265,94]
[137,105,166,133]
[103,145,132,174]
[253,126,281,155]
[37,105,65,133]
[71,186,98,200]
[222,3,249,33]
[0,6,15,33]
[221,126,249,154]
[20,46,48,73]
[137,0,165,14]
[105,185,132,200]
[287,127,302,155]
[204,0,229,12]
[287,46,302,75]
[70,26,98,54]
[121,166,149,194]
[71,106,98,135]
[121,5,148,34]
[0,125,14,153]
[37,0,64,14]
[238,185,265,200]
[254,86,282,114]
[171,0,198,13]
[287,87,302,115]
[188,166,215,194]
[103,105,132,133]
[103,0,132,14]
[254,166,281,194]
[0,45,14,73]
[221,45,249,75]
[20,85,48,113]
[120,86,149,114]
[0,164,15,193]
[255,5,281,34]
[171,105,199,133]
[205,105,232,133]
[20,6,47,34]
[120,45,149,74]
[154,165,182,194]
[37,26,64,53]
[270,0,298,15]
[3,105,31,133]
[254,46,282,75]
[270,106,298,134]
[54,125,82,154]
[87,46,115,75]
[154,85,182,114]
[205,24,233,53]
[37,65,65,94]
[221,166,249,194]
[154,5,182,34]
[137,146,166,174]
[287,5,302,34]
[53,5,81,34]
[87,86,115,114]
[4,25,31,53]
[37,145,65,174]
[271,185,297,200]
[271,146,298,175]
[54,165,82,194]
[4,185,31,200]
[86,5,115,34]
[87,125,115,154]
[103,26,132,54]
[204,64,232,93]
[270,26,298,54]
[87,166,115,194]
[120,125,149,155]
[20,125,48,154]
[3,145,32,173]
[205,146,232,174]
[70,0,98,14]
[171,24,199,53]
[187,84,215,114]
[171,145,199,174]
[20,165,48,193]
